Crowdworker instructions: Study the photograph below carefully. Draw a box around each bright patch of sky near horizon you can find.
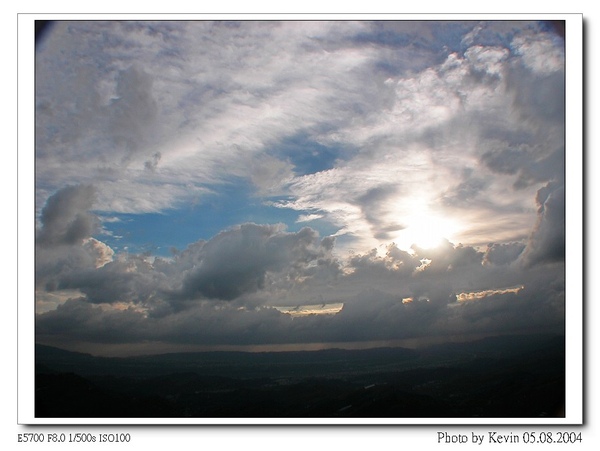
[34,20,567,352]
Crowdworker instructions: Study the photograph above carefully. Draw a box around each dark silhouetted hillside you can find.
[35,334,565,419]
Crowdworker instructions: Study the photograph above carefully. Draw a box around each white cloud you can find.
[296,214,324,223]
[512,32,565,75]
[83,238,115,268]
[464,45,509,75]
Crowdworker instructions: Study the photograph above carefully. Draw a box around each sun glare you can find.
[395,211,459,251]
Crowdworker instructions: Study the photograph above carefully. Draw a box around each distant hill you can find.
[36,343,421,378]
[36,334,564,378]
[34,334,566,418]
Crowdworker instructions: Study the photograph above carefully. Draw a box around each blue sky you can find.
[34,20,567,355]
[96,131,351,255]
[99,177,340,256]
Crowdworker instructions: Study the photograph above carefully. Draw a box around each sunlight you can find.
[456,285,525,302]
[395,210,459,251]
[273,303,344,318]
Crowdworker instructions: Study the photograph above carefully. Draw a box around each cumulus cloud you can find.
[176,223,336,301]
[57,254,167,305]
[36,185,99,247]
[35,185,113,294]
[37,298,150,344]
[36,211,341,314]
[521,181,565,266]
[512,31,565,75]
[37,224,551,344]
[36,255,564,348]
[483,242,526,266]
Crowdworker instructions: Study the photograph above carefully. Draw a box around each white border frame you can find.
[18,13,583,425]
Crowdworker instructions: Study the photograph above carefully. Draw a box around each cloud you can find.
[37,298,150,344]
[83,238,115,268]
[511,31,565,75]
[176,223,336,301]
[442,168,489,207]
[36,185,99,247]
[36,259,564,348]
[144,152,162,172]
[483,242,526,266]
[248,154,294,195]
[456,285,524,302]
[480,143,564,191]
[35,185,111,293]
[37,218,340,313]
[273,303,344,317]
[296,213,324,223]
[46,226,552,339]
[109,65,159,158]
[35,227,565,350]
[464,45,509,76]
[356,185,405,240]
[521,181,565,266]
[276,29,562,251]
[57,253,167,305]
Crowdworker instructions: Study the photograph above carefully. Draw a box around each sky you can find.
[34,20,567,356]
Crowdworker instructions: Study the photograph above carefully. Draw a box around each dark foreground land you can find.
[35,334,565,419]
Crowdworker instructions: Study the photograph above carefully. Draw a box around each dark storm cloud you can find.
[447,280,564,336]
[341,240,537,311]
[36,185,99,247]
[481,145,533,176]
[36,244,101,292]
[33,186,172,307]
[408,240,486,275]
[342,242,564,339]
[35,185,106,292]
[512,147,565,190]
[329,288,461,343]
[36,298,150,344]
[58,255,168,305]
[39,217,340,310]
[481,145,565,190]
[177,223,336,301]
[483,242,526,266]
[36,256,564,348]
[521,181,565,266]
[507,59,565,126]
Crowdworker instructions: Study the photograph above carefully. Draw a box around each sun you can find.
[395,211,459,251]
